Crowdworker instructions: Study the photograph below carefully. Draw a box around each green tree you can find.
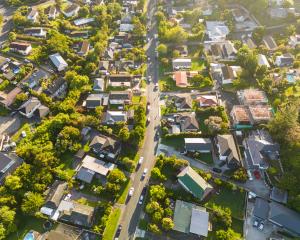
[148,223,161,234]
[118,126,130,142]
[152,211,163,223]
[252,26,265,45]
[146,201,161,215]
[5,175,22,191]
[78,6,89,17]
[21,192,44,215]
[0,206,16,235]
[107,169,126,184]
[162,217,174,231]
[55,126,81,153]
[216,228,242,240]
[156,44,167,57]
[149,184,166,201]
[8,32,17,42]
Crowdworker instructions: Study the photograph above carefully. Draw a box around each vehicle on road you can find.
[253,170,261,179]
[147,117,150,125]
[114,225,122,240]
[147,102,151,113]
[154,83,158,91]
[212,167,222,173]
[253,219,259,227]
[138,157,144,165]
[142,168,148,179]
[138,195,144,205]
[258,222,264,231]
[247,170,253,181]
[128,187,134,197]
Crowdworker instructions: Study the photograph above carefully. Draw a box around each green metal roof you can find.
[178,173,204,198]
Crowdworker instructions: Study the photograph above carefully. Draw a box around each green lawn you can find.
[7,215,47,240]
[117,179,131,204]
[194,152,214,165]
[207,218,244,239]
[161,137,184,151]
[102,208,121,240]
[159,75,179,92]
[205,187,246,219]
[191,59,205,71]
[0,105,9,116]
[11,123,31,142]
[138,219,148,230]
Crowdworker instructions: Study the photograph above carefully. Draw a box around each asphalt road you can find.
[118,1,159,240]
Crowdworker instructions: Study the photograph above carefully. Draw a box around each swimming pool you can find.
[24,231,35,240]
[286,73,295,83]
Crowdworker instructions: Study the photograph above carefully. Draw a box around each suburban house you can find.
[253,198,270,221]
[99,61,110,75]
[243,37,257,49]
[205,21,229,40]
[216,134,241,169]
[48,6,57,19]
[232,8,248,22]
[258,54,270,68]
[237,89,268,105]
[253,198,300,237]
[209,41,237,61]
[177,166,213,200]
[270,187,288,204]
[0,87,23,109]
[70,30,89,39]
[63,4,80,18]
[173,200,210,237]
[9,42,32,55]
[172,58,192,70]
[24,28,47,38]
[108,74,132,88]
[0,153,22,183]
[103,110,133,125]
[93,78,105,92]
[289,34,300,48]
[40,181,68,217]
[196,95,219,107]
[176,112,199,132]
[184,138,212,153]
[119,23,134,32]
[35,105,50,120]
[109,90,132,105]
[89,134,121,160]
[263,36,278,51]
[171,94,193,111]
[18,97,41,118]
[44,78,67,99]
[49,53,68,72]
[243,130,280,169]
[74,18,95,26]
[248,105,273,124]
[23,69,49,89]
[78,40,90,56]
[275,53,294,67]
[27,9,39,22]
[173,71,188,88]
[56,200,95,228]
[83,93,109,109]
[76,155,115,183]
[230,105,252,127]
[220,65,241,84]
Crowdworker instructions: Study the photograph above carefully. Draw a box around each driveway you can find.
[0,116,21,135]
[245,200,276,240]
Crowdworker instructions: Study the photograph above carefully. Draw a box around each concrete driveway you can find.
[0,116,21,135]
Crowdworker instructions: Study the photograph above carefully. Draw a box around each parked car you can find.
[138,195,144,205]
[258,222,264,231]
[114,225,122,240]
[128,187,134,197]
[253,219,259,227]
[138,157,144,165]
[212,167,222,173]
[142,168,148,179]
[154,83,158,91]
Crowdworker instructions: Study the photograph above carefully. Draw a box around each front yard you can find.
[102,207,121,240]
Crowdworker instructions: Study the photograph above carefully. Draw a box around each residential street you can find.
[118,0,160,239]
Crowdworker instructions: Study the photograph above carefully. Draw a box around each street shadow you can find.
[126,202,142,238]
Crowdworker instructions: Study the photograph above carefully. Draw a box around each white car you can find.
[142,168,148,178]
[138,195,144,205]
[128,187,134,197]
[258,222,264,231]
[138,157,144,165]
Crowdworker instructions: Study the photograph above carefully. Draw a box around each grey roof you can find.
[25,69,49,88]
[253,198,269,220]
[36,105,50,119]
[18,97,40,115]
[0,153,15,174]
[109,90,132,100]
[270,187,288,204]
[178,113,199,132]
[185,138,212,152]
[85,94,108,108]
[269,202,300,236]
[45,180,67,209]
[109,74,132,82]
[104,111,127,123]
[217,134,241,167]
[76,167,95,183]
[190,208,209,237]
[45,78,66,95]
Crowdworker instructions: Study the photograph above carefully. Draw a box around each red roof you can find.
[174,71,188,87]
